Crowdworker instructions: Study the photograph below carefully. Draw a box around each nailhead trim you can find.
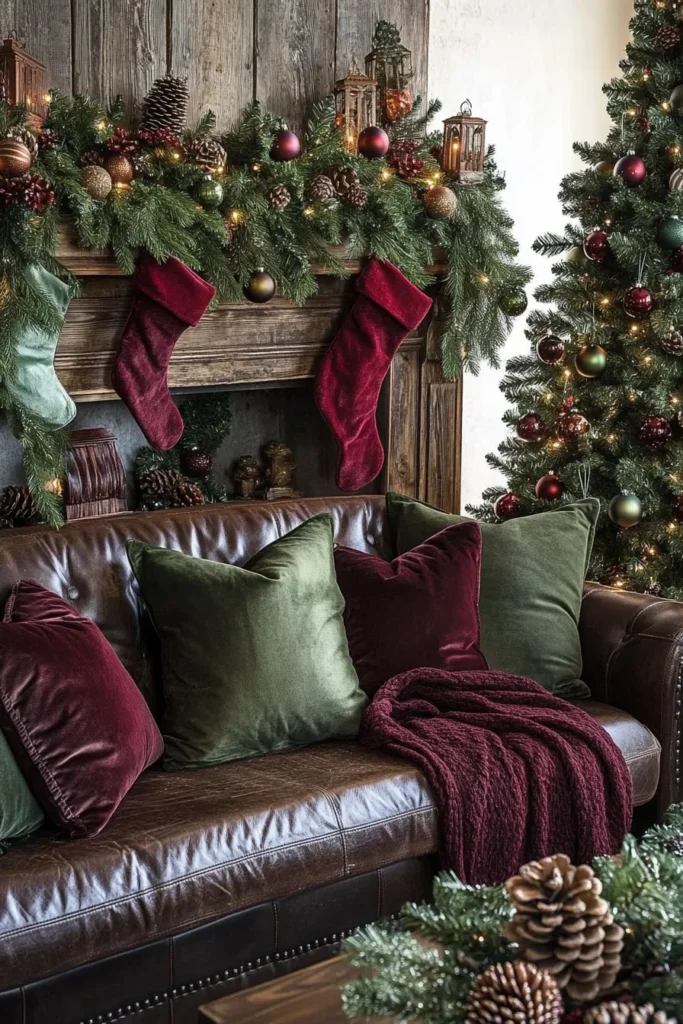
[676,653,682,788]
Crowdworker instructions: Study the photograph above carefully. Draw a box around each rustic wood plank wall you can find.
[0,0,428,129]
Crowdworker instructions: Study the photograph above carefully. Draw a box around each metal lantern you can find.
[334,61,377,155]
[364,20,414,123]
[0,35,49,129]
[442,100,487,183]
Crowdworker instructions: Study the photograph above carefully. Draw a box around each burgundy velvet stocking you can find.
[315,258,432,492]
[112,256,216,451]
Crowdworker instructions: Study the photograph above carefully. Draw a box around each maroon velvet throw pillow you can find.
[0,580,163,837]
[334,521,487,695]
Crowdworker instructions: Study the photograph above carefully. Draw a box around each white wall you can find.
[428,0,633,510]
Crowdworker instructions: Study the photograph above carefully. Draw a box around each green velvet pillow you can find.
[127,514,367,769]
[0,730,44,841]
[386,493,600,698]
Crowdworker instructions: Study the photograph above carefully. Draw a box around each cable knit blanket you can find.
[360,668,632,885]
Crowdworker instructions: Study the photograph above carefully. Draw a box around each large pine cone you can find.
[171,480,206,507]
[584,1003,676,1024]
[504,855,624,1003]
[308,173,336,203]
[654,25,680,52]
[138,468,184,500]
[465,961,563,1024]
[330,165,360,198]
[268,183,291,210]
[186,137,227,174]
[660,328,683,358]
[346,184,368,208]
[140,73,189,136]
[0,485,37,523]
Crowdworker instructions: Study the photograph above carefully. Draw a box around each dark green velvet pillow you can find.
[0,731,44,841]
[127,514,367,770]
[386,493,600,698]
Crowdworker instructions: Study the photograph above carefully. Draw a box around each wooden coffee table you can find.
[198,955,388,1023]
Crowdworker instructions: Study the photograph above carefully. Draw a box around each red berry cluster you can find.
[0,174,55,212]
[137,127,181,149]
[37,129,60,152]
[387,140,425,179]
[106,127,140,156]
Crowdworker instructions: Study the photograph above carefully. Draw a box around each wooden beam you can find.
[0,0,72,94]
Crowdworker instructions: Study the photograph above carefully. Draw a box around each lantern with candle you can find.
[441,100,487,183]
[334,61,378,156]
[0,35,49,129]
[364,20,414,123]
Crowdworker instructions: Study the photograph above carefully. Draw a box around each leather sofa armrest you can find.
[580,581,683,818]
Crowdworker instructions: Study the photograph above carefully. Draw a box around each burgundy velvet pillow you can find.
[0,580,163,837]
[334,520,487,695]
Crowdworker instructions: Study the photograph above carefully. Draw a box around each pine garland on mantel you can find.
[0,31,529,525]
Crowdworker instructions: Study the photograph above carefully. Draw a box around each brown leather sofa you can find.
[0,495,677,1024]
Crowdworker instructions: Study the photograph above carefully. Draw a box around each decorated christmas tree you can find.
[468,0,683,599]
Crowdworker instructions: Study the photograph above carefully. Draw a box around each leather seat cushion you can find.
[576,699,660,807]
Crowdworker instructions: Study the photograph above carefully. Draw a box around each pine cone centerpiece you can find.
[654,25,680,52]
[584,1003,676,1024]
[308,173,336,203]
[138,468,184,501]
[171,480,206,507]
[346,184,368,208]
[504,855,624,1003]
[140,73,189,136]
[330,165,360,198]
[268,183,291,210]
[465,961,562,1024]
[186,137,227,174]
[0,485,37,524]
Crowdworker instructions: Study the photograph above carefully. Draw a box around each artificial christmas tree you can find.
[470,0,683,599]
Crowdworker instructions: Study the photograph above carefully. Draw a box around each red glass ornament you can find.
[358,125,390,159]
[270,128,301,162]
[516,413,546,443]
[675,494,683,523]
[494,492,522,521]
[639,416,672,449]
[535,474,564,501]
[536,335,565,365]
[624,285,653,319]
[672,247,683,274]
[556,411,589,443]
[583,230,609,263]
[613,153,647,187]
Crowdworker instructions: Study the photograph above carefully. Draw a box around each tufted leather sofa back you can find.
[0,496,391,709]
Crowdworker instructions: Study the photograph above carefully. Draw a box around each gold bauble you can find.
[423,184,456,219]
[103,153,135,185]
[0,138,32,177]
[81,165,113,200]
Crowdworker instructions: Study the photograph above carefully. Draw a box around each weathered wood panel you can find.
[72,0,167,116]
[254,0,336,128]
[171,0,254,129]
[418,301,463,514]
[0,0,72,94]
[335,0,428,103]
[384,344,421,496]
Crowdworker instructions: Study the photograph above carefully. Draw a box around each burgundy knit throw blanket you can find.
[360,668,632,885]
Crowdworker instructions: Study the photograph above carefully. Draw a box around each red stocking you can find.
[112,256,216,451]
[315,258,432,492]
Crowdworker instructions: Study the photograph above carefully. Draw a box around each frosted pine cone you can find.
[268,183,291,210]
[308,173,336,203]
[140,73,189,136]
[584,1003,676,1024]
[330,165,360,198]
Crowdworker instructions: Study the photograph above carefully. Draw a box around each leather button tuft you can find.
[365,533,375,545]
[66,586,79,600]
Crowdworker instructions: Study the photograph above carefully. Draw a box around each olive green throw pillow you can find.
[386,493,600,698]
[127,514,367,769]
[0,730,44,841]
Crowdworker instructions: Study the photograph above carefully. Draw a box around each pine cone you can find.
[0,485,37,523]
[138,468,184,500]
[654,25,680,52]
[661,328,683,357]
[330,165,360,198]
[186,137,227,174]
[346,184,368,208]
[20,174,55,212]
[504,855,624,1003]
[8,127,38,163]
[38,128,60,152]
[140,73,189,136]
[584,1003,676,1024]
[171,480,206,507]
[465,961,563,1024]
[268,183,291,210]
[393,153,425,179]
[662,834,683,856]
[105,127,140,156]
[308,173,336,203]
[81,150,104,167]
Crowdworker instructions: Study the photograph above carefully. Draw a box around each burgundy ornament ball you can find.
[613,153,647,187]
[494,492,522,521]
[556,411,590,443]
[624,285,653,319]
[583,230,609,263]
[270,128,301,162]
[358,125,390,159]
[536,335,565,365]
[639,415,672,449]
[535,474,565,501]
[516,413,546,443]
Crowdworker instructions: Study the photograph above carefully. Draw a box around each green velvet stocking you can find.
[7,266,76,429]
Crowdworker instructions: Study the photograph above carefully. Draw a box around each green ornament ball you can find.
[566,245,588,267]
[499,288,528,317]
[670,84,683,112]
[657,215,683,250]
[608,492,642,530]
[197,177,224,209]
[575,343,607,378]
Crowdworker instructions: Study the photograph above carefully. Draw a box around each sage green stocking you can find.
[8,265,76,429]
